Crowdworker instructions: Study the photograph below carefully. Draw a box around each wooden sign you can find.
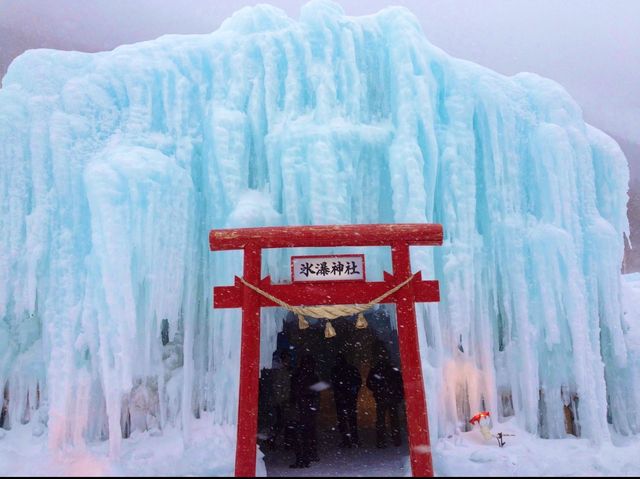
[291,254,365,282]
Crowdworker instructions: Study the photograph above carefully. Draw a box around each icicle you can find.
[355,312,368,329]
[298,314,309,330]
[324,320,336,338]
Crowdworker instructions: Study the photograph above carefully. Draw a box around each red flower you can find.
[469,411,491,425]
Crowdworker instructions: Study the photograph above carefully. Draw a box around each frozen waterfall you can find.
[0,0,636,458]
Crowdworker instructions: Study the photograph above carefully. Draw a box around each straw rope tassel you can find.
[355,312,368,329]
[324,320,337,338]
[298,314,310,330]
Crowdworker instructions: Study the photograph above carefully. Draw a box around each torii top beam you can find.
[209,223,443,250]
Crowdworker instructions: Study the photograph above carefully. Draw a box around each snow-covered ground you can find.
[435,419,640,477]
[2,417,640,476]
[0,415,239,476]
[262,428,411,477]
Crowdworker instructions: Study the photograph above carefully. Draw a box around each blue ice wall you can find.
[0,0,636,453]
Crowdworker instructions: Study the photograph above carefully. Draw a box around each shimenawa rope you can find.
[238,272,418,337]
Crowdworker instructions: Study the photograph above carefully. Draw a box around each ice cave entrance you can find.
[259,307,411,477]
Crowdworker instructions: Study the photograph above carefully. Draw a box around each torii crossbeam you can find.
[210,223,443,477]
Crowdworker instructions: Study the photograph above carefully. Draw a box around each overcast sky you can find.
[1,0,638,144]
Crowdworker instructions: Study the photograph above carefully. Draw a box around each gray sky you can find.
[1,0,638,144]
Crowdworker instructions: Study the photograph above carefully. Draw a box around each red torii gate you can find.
[210,223,443,477]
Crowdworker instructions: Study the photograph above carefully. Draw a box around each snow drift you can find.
[0,0,636,459]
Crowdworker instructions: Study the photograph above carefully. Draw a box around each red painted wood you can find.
[210,223,443,251]
[391,242,434,477]
[234,244,261,477]
[213,273,439,309]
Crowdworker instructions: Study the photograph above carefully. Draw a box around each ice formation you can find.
[0,0,636,459]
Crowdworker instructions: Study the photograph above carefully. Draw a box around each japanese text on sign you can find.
[291,255,365,282]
